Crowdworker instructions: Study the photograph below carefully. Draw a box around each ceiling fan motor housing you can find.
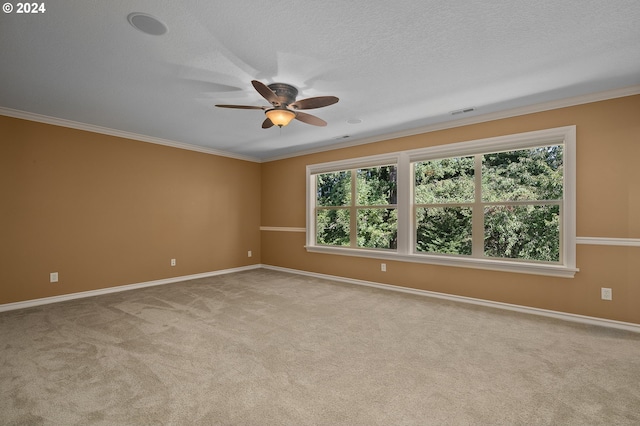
[267,83,298,106]
[215,80,336,127]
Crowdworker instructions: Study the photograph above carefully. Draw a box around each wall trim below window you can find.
[262,265,640,333]
[305,245,578,278]
[259,231,640,246]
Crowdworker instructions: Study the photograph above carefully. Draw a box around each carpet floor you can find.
[1,269,639,425]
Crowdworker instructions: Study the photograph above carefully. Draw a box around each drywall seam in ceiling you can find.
[2,85,638,164]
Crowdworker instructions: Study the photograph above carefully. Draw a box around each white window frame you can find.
[314,164,399,250]
[306,126,577,278]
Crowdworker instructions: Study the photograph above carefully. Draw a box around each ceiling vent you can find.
[451,107,476,116]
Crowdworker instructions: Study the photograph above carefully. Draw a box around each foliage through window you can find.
[316,165,397,250]
[414,146,563,262]
[307,127,576,277]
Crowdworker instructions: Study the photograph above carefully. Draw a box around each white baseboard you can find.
[4,263,639,334]
[0,264,261,313]
[262,265,640,334]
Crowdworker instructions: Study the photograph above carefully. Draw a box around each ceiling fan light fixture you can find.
[217,80,337,128]
[266,109,296,127]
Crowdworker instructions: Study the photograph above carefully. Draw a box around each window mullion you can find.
[472,154,484,258]
[308,173,315,247]
[350,169,357,248]
[397,153,410,255]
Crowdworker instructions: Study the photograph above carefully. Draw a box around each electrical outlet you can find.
[170,259,176,267]
[248,250,252,258]
[381,263,386,272]
[50,272,58,283]
[601,287,612,301]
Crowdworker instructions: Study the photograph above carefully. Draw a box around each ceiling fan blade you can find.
[262,118,274,129]
[215,104,267,110]
[295,111,327,127]
[290,96,339,110]
[252,80,281,106]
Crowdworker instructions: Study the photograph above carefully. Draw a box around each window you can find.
[307,126,576,277]
[413,146,563,262]
[315,165,398,250]
[414,156,475,256]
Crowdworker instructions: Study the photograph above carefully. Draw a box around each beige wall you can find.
[2,95,639,325]
[261,95,640,325]
[1,116,261,304]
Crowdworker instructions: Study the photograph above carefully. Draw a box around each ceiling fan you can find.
[216,80,339,128]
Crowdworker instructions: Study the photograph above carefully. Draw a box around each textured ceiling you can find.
[1,1,639,161]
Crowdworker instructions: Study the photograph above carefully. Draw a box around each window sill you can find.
[305,245,578,278]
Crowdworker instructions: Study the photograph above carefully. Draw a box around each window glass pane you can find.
[357,208,398,249]
[414,157,475,204]
[484,205,560,262]
[415,207,472,255]
[482,145,563,202]
[356,165,397,206]
[316,209,350,246]
[316,171,351,206]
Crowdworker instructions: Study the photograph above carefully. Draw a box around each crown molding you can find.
[3,85,638,164]
[0,107,261,163]
[263,84,640,162]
